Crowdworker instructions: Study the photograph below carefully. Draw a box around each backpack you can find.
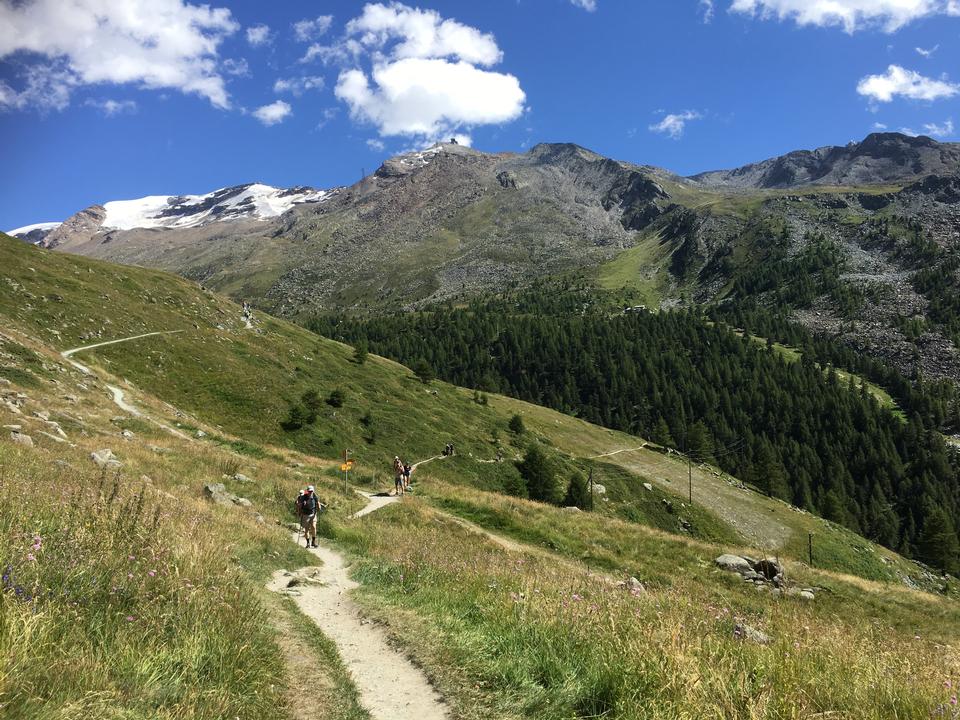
[299,493,318,515]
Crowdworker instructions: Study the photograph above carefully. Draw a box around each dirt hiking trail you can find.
[269,531,450,720]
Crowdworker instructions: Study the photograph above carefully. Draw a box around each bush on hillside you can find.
[508,414,525,435]
[517,444,563,504]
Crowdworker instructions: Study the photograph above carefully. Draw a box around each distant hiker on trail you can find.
[297,485,324,548]
[403,462,413,490]
[393,456,405,496]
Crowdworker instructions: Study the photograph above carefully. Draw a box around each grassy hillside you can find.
[2,234,959,717]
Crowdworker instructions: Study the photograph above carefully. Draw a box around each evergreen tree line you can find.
[310,304,960,573]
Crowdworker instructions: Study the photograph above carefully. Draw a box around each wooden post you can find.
[688,456,692,505]
[588,467,594,511]
[808,532,814,567]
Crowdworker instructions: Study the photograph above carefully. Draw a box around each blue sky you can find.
[2,0,960,229]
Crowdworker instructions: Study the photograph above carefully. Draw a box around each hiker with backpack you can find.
[297,485,324,548]
[393,456,405,496]
[403,462,413,490]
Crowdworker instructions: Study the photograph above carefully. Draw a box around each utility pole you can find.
[588,466,594,511]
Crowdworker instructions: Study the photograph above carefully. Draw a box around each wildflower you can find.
[946,680,952,689]
[951,696,957,706]
[126,616,135,622]
[26,553,35,562]
[571,593,582,601]
[148,570,156,578]
[127,573,134,579]
[128,555,136,561]
[31,536,42,551]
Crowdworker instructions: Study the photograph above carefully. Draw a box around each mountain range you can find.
[10,131,960,384]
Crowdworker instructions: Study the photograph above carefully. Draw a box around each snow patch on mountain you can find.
[101,183,332,230]
[7,221,62,236]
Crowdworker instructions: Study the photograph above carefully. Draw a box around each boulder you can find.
[563,506,582,512]
[642,482,653,491]
[754,557,783,581]
[10,431,33,447]
[233,497,252,508]
[121,429,134,439]
[733,623,771,645]
[91,449,122,469]
[233,473,251,483]
[715,554,754,575]
[592,483,607,495]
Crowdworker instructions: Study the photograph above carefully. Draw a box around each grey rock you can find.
[563,506,582,512]
[121,429,134,439]
[733,623,771,645]
[715,554,754,575]
[233,473,251,483]
[642,482,653,491]
[91,449,121,469]
[10,431,33,447]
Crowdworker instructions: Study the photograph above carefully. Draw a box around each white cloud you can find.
[649,110,701,139]
[857,65,959,102]
[345,3,502,66]
[872,121,888,130]
[729,0,960,33]
[331,3,525,143]
[222,58,250,77]
[0,0,238,112]
[246,24,272,47]
[316,107,339,130]
[253,100,292,126]
[336,58,524,140]
[294,15,334,42]
[700,0,715,22]
[570,0,598,11]
[920,118,954,136]
[273,76,326,96]
[367,138,386,151]
[84,98,138,116]
[916,43,939,57]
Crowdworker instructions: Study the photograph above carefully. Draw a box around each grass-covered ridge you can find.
[2,233,959,717]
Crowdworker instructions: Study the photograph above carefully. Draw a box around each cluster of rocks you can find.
[91,449,122,470]
[276,567,324,596]
[203,482,252,508]
[715,553,818,600]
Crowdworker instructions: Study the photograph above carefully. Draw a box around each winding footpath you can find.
[271,493,451,720]
[61,331,190,439]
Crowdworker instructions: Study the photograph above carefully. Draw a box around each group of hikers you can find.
[393,456,413,495]
[296,447,457,546]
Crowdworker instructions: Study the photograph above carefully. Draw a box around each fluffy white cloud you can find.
[649,111,701,139]
[570,0,598,11]
[345,3,502,66]
[246,24,272,47]
[857,65,959,102]
[730,0,960,32]
[222,58,250,77]
[84,98,138,116]
[332,3,525,142]
[903,118,955,137]
[253,100,292,126]
[273,76,325,95]
[700,0,715,22]
[0,0,238,111]
[916,44,939,58]
[294,15,334,42]
[336,58,524,138]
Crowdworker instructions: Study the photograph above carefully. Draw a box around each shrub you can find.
[508,414,525,435]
